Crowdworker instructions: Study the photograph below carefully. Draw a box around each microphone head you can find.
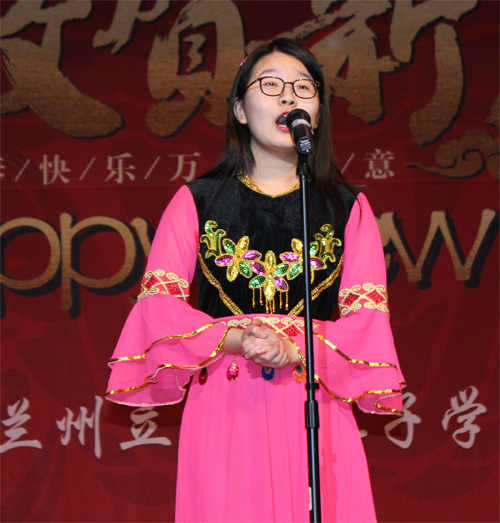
[285,109,314,155]
[285,109,312,131]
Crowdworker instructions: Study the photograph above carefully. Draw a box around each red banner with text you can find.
[1,1,498,522]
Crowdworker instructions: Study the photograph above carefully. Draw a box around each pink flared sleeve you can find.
[106,185,229,406]
[295,193,405,415]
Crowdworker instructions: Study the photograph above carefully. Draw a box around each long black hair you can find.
[208,38,354,227]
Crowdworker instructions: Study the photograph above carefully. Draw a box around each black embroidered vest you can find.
[187,172,357,321]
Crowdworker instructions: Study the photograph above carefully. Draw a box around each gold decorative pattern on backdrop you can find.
[408,130,500,180]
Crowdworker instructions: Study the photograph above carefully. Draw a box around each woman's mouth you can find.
[276,112,289,131]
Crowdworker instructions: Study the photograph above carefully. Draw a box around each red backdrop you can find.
[1,1,498,522]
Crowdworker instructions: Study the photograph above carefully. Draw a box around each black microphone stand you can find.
[297,153,322,522]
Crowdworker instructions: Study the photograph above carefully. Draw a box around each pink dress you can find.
[106,175,405,523]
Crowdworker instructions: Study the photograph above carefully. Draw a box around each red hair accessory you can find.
[239,40,273,67]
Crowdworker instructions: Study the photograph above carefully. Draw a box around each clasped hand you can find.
[241,319,294,369]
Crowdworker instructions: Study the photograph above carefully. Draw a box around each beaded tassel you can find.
[226,355,239,381]
[262,367,275,381]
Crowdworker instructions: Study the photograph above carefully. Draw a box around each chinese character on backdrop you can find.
[384,392,422,449]
[365,149,395,180]
[105,153,136,184]
[442,386,487,449]
[1,398,42,453]
[169,153,201,183]
[39,155,71,185]
[56,396,103,458]
[120,407,171,450]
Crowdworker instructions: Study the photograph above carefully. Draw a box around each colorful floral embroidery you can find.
[138,270,189,301]
[338,283,389,317]
[200,221,341,313]
[197,251,244,315]
[280,225,341,283]
[283,255,344,317]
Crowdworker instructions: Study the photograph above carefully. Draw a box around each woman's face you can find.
[234,52,321,159]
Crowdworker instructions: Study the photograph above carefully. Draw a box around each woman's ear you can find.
[234,98,247,124]
[314,106,321,129]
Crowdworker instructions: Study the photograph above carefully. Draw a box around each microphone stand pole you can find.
[297,153,322,522]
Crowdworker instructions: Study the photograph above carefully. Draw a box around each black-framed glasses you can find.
[244,76,320,99]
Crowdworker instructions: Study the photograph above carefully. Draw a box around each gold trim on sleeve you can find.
[287,333,402,414]
[106,328,230,396]
[338,283,389,317]
[144,328,229,377]
[314,374,403,415]
[313,333,397,368]
[289,348,403,415]
[138,270,189,301]
[109,322,222,363]
[288,338,307,367]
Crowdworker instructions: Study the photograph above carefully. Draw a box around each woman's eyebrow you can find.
[256,68,312,79]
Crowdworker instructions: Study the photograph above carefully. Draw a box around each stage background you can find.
[1,1,498,522]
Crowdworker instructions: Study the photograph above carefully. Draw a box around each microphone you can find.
[286,109,315,154]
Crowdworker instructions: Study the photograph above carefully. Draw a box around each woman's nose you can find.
[279,83,296,105]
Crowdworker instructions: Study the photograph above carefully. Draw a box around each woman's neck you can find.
[247,144,299,195]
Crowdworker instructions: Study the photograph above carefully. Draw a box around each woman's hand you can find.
[241,319,299,369]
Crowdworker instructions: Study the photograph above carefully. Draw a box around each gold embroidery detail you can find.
[288,255,343,316]
[106,328,230,396]
[138,270,189,301]
[288,302,304,317]
[311,255,343,298]
[237,172,300,197]
[198,251,244,315]
[338,283,389,317]
[200,221,342,314]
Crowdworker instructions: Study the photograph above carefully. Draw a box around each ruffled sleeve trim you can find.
[290,330,404,416]
[109,322,225,364]
[106,323,230,406]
